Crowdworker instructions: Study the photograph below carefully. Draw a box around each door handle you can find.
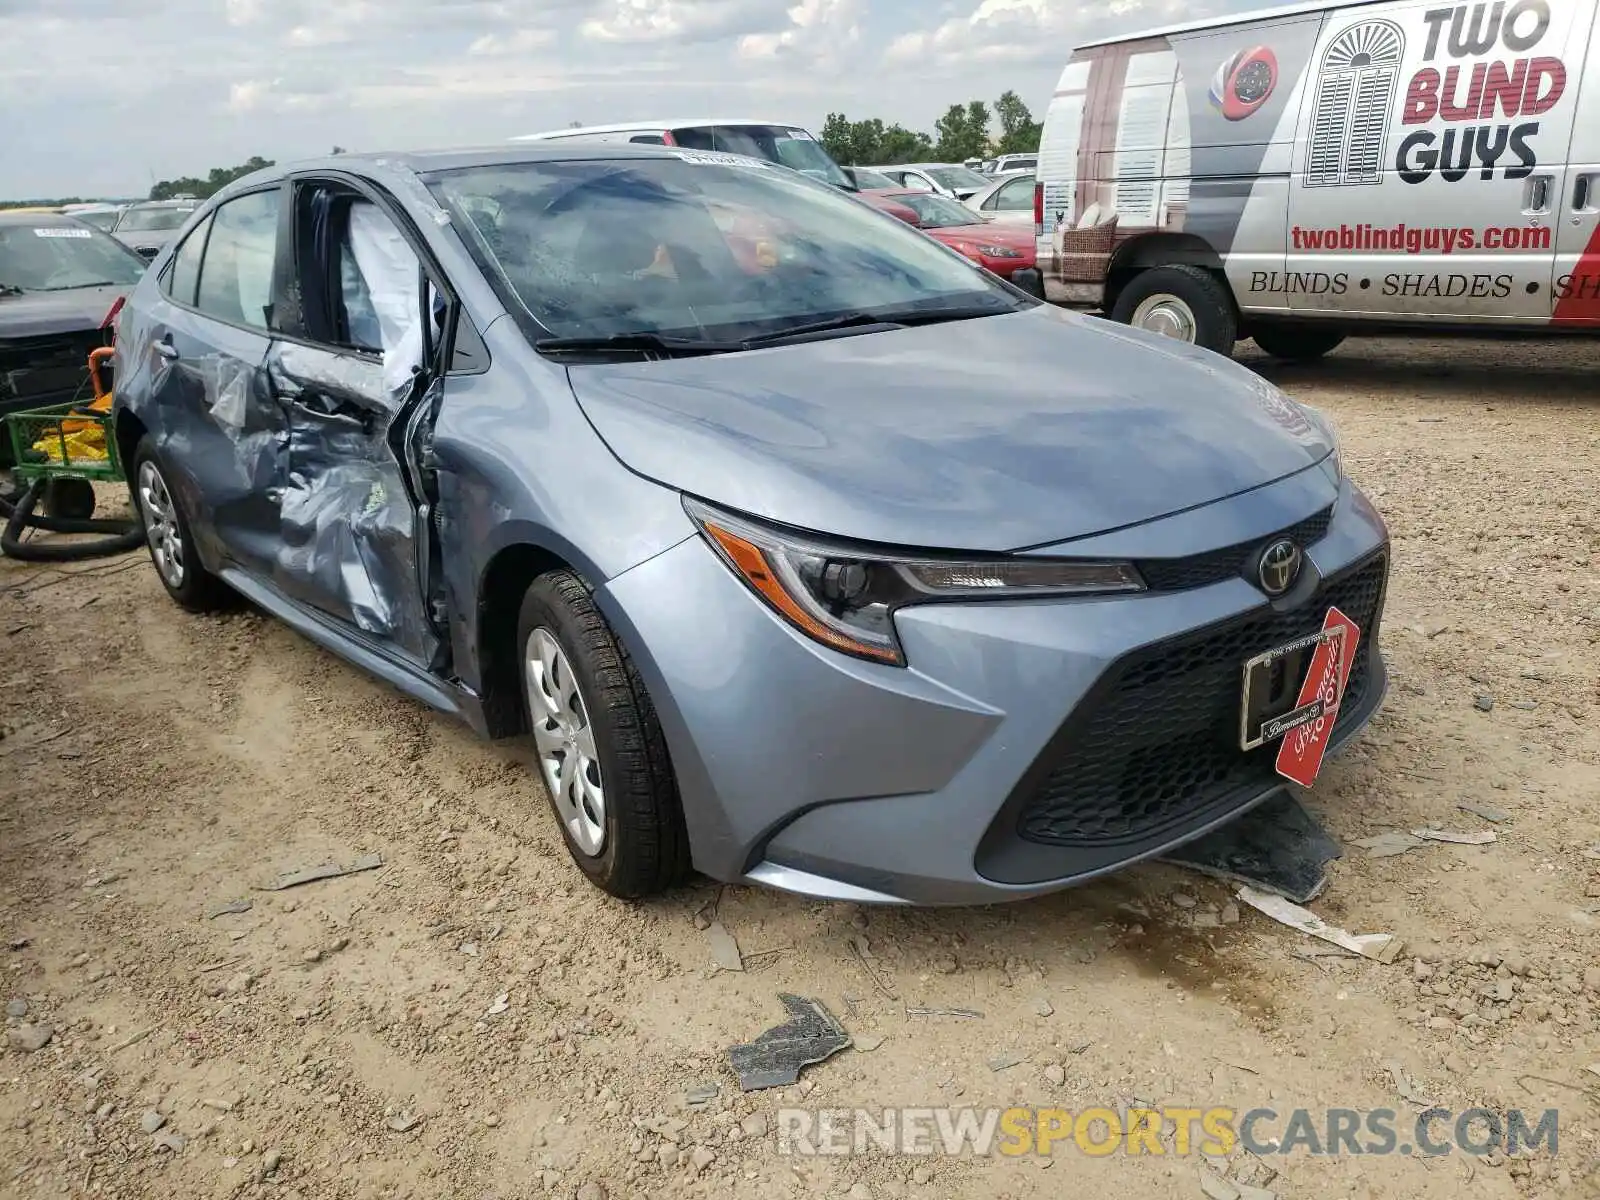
[1573,173,1599,215]
[152,336,178,361]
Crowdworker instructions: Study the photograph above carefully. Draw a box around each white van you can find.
[513,120,857,192]
[1036,0,1600,358]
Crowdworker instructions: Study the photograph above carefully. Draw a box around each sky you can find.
[0,0,1253,200]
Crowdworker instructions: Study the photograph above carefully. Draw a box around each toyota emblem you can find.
[1257,539,1303,596]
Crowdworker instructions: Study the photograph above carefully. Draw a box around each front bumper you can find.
[598,472,1390,906]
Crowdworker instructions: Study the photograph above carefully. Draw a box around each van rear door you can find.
[1551,12,1600,323]
[1283,0,1587,323]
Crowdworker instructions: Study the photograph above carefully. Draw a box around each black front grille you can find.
[1137,506,1334,593]
[0,330,106,411]
[1016,553,1386,848]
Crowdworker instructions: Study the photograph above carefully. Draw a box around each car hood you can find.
[567,305,1336,552]
[0,284,126,339]
[931,224,1033,250]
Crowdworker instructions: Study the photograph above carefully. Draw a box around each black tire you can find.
[1251,324,1347,362]
[1110,265,1239,356]
[516,570,690,899]
[42,477,96,522]
[130,437,233,612]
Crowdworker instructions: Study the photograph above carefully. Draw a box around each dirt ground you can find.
[2,336,1598,1200]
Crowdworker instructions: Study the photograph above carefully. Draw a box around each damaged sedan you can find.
[112,145,1390,905]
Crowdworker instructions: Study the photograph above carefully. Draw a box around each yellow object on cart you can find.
[29,347,114,465]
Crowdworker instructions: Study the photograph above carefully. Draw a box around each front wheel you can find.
[1110,265,1239,356]
[1251,324,1347,362]
[517,570,689,899]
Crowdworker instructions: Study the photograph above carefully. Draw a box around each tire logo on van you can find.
[1210,46,1280,120]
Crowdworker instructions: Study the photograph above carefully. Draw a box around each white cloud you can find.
[468,26,556,54]
[581,0,784,44]
[887,0,1184,66]
[738,0,860,64]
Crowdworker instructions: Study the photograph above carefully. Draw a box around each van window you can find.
[629,134,666,145]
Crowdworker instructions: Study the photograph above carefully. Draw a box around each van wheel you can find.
[517,570,690,899]
[1251,325,1347,362]
[1111,266,1238,356]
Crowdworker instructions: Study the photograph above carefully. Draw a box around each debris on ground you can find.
[684,1082,720,1109]
[485,992,510,1016]
[7,1023,54,1052]
[256,853,383,891]
[139,1110,166,1134]
[1412,828,1497,846]
[727,994,851,1091]
[1033,997,1054,1017]
[905,1006,984,1020]
[1353,831,1426,858]
[705,922,743,973]
[204,899,253,919]
[1236,886,1402,964]
[1474,695,1495,712]
[1161,792,1342,902]
[848,934,897,998]
[1457,801,1510,823]
[986,1050,1026,1072]
[1383,1059,1436,1109]
[852,1033,885,1052]
[386,1112,422,1133]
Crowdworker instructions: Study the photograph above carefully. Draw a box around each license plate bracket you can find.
[1238,624,1348,752]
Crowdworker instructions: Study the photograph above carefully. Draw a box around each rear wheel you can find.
[517,570,689,899]
[131,438,233,612]
[1110,265,1238,356]
[1251,324,1347,362]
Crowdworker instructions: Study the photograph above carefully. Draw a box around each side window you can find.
[629,133,666,145]
[996,178,1034,211]
[164,214,213,306]
[904,173,934,193]
[194,190,280,329]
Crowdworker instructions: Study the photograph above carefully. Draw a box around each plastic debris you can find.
[1458,801,1510,824]
[904,1006,984,1020]
[1236,886,1402,963]
[706,922,743,973]
[486,993,510,1016]
[1352,832,1426,858]
[386,1112,422,1133]
[727,994,850,1091]
[1413,828,1496,846]
[1160,792,1342,903]
[1383,1060,1435,1109]
[256,853,383,891]
[204,899,253,920]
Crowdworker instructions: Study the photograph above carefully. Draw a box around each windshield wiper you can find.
[738,303,1010,347]
[534,332,744,359]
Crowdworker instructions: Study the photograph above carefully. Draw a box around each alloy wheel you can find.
[525,627,606,856]
[137,459,185,589]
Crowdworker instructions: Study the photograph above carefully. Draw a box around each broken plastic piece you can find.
[256,853,383,891]
[727,994,850,1092]
[1412,828,1496,846]
[1160,792,1342,903]
[706,922,743,972]
[1352,831,1426,859]
[1236,886,1402,964]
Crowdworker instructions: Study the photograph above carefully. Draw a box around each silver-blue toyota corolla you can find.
[110,145,1389,905]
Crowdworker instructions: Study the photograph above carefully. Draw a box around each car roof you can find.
[237,142,750,179]
[1076,0,1385,47]
[871,163,976,172]
[0,210,96,227]
[125,199,197,208]
[514,119,811,141]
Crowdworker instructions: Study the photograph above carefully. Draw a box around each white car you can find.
[988,153,1038,176]
[512,119,855,191]
[863,163,992,200]
[965,172,1036,227]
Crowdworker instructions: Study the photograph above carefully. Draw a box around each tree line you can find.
[820,90,1042,166]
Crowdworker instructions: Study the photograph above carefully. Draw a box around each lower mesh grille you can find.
[1016,553,1386,847]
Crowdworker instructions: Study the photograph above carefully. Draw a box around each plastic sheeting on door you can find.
[347,201,425,399]
[271,339,438,663]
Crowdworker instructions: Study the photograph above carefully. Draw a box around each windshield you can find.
[669,125,853,190]
[0,223,147,291]
[115,205,193,233]
[926,166,990,191]
[429,156,1024,343]
[893,193,982,229]
[77,210,122,231]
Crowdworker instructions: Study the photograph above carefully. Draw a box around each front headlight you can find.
[976,244,1023,258]
[685,498,1145,666]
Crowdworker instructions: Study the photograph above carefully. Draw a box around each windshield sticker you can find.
[671,150,772,170]
[34,227,93,238]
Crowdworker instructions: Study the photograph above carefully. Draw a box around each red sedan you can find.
[861,188,1036,278]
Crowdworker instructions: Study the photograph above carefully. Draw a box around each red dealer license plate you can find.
[1237,606,1362,787]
